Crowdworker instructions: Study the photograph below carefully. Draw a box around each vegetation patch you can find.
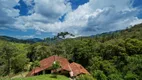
[12,74,69,80]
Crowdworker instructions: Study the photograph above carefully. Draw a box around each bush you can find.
[92,70,107,80]
[124,72,138,80]
[108,73,123,80]
[76,74,96,80]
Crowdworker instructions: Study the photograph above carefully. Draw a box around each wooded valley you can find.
[0,23,142,80]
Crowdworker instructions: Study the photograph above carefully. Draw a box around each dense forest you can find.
[0,23,142,80]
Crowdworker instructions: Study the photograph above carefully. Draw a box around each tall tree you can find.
[57,32,74,39]
[1,42,16,75]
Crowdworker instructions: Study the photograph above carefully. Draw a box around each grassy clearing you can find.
[10,74,69,80]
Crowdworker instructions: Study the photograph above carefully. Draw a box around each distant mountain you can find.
[0,36,43,43]
[26,38,43,42]
[0,36,22,42]
[1,23,142,43]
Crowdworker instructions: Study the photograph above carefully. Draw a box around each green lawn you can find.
[1,74,69,80]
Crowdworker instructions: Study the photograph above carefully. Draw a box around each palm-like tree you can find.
[57,32,74,39]
[51,61,61,78]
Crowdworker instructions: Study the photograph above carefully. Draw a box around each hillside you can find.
[93,23,142,40]
[0,36,43,43]
[0,23,142,80]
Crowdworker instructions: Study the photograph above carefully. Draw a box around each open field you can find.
[0,74,69,80]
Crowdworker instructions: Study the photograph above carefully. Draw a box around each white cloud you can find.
[130,17,142,26]
[33,0,72,23]
[20,0,141,36]
[0,0,20,17]
[23,0,34,14]
[89,0,133,11]
[22,35,34,39]
[0,0,142,37]
[23,0,33,6]
[60,0,142,36]
[13,0,72,31]
[0,0,19,28]
[15,35,35,39]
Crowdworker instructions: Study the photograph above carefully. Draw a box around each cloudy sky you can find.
[0,0,142,39]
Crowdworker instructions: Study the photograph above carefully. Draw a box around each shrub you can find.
[92,70,107,80]
[76,74,96,80]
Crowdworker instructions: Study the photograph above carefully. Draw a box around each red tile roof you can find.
[69,62,90,76]
[26,55,70,76]
[26,55,90,77]
[40,55,71,71]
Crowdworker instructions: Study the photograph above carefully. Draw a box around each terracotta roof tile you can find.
[69,62,90,76]
[26,56,90,77]
[26,55,70,77]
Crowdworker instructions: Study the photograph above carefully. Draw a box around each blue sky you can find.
[0,0,142,39]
